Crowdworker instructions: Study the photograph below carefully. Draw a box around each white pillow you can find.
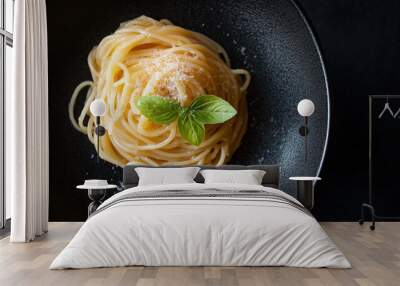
[135,167,200,186]
[200,169,266,185]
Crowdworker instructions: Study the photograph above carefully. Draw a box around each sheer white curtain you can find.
[7,0,49,242]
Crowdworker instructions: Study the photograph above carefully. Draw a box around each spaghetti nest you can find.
[69,16,251,166]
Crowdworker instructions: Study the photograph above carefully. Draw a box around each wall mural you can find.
[49,0,329,221]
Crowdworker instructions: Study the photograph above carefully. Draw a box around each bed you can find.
[50,165,350,269]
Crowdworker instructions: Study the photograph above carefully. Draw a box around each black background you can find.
[47,0,400,221]
[298,1,400,220]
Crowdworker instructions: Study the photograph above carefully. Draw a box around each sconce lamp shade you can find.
[90,99,106,117]
[297,99,315,117]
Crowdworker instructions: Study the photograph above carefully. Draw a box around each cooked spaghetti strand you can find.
[69,16,250,166]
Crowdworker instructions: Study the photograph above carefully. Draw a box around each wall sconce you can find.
[297,99,315,163]
[90,99,106,164]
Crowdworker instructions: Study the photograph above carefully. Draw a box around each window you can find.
[0,0,14,230]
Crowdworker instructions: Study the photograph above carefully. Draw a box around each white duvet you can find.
[50,183,350,269]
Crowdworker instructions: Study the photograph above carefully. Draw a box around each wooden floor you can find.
[0,222,399,286]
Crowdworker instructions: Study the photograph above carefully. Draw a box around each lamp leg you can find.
[305,116,308,163]
[97,132,100,164]
[96,116,100,164]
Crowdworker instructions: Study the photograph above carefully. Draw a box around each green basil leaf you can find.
[136,95,180,124]
[189,95,237,124]
[178,109,205,146]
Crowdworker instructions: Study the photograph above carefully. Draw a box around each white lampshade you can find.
[297,99,315,117]
[90,99,106,117]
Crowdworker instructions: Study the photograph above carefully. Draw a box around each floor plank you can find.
[0,222,399,286]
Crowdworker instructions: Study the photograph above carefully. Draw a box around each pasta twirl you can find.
[69,16,251,166]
